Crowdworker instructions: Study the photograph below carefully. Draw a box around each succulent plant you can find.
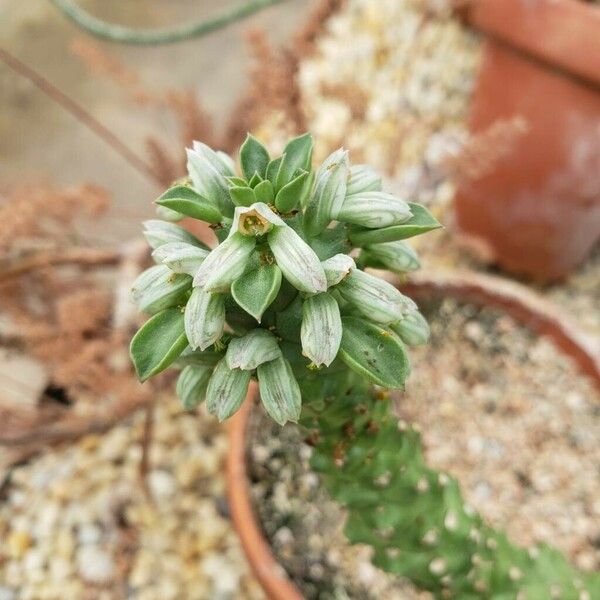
[130,133,599,598]
[130,132,439,424]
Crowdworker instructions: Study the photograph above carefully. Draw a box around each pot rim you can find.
[467,0,600,87]
[226,269,600,600]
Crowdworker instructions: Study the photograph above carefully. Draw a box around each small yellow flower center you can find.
[239,210,271,236]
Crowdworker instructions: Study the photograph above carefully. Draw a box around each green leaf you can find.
[206,358,251,421]
[229,186,256,207]
[253,179,275,204]
[226,176,248,188]
[248,172,263,188]
[339,316,410,388]
[240,134,270,180]
[266,155,284,186]
[276,133,313,190]
[361,240,420,273]
[348,203,442,245]
[176,365,211,410]
[274,170,309,213]
[130,307,188,382]
[231,264,282,322]
[156,185,222,223]
[174,347,223,368]
[257,355,302,425]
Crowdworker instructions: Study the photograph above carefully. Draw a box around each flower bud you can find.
[363,240,420,273]
[131,265,191,314]
[176,365,211,410]
[338,191,412,228]
[346,164,382,195]
[391,310,430,346]
[303,148,348,236]
[186,142,233,216]
[337,268,416,324]
[184,287,225,350]
[226,329,281,371]
[193,233,256,292]
[321,254,355,287]
[301,293,342,367]
[206,358,251,421]
[156,205,184,222]
[257,356,301,425]
[267,226,327,294]
[143,220,205,250]
[152,242,209,276]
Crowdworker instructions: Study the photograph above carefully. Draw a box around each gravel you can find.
[249,299,600,599]
[0,399,265,600]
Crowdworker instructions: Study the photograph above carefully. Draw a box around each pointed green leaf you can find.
[266,155,284,186]
[226,329,281,370]
[348,203,442,245]
[229,186,256,207]
[156,185,222,223]
[248,172,263,188]
[130,307,188,382]
[253,179,275,204]
[231,263,282,322]
[276,133,313,190]
[176,365,212,410]
[206,358,251,421]
[226,176,248,188]
[339,316,410,388]
[275,170,309,213]
[240,134,270,180]
[174,347,223,368]
[257,355,302,425]
[321,254,355,287]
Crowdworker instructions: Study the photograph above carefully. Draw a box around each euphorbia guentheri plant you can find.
[131,134,599,599]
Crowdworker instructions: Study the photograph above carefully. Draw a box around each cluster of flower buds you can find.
[130,133,440,424]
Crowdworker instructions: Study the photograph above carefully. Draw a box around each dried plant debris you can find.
[0,185,149,464]
[249,299,600,599]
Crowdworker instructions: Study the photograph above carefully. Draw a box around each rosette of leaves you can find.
[130,133,439,425]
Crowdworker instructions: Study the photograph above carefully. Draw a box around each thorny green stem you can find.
[297,368,600,599]
[48,0,289,45]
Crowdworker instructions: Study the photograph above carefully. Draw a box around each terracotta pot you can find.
[226,270,600,599]
[455,0,600,281]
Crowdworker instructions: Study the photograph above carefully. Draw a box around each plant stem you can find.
[48,0,288,45]
[0,48,159,184]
